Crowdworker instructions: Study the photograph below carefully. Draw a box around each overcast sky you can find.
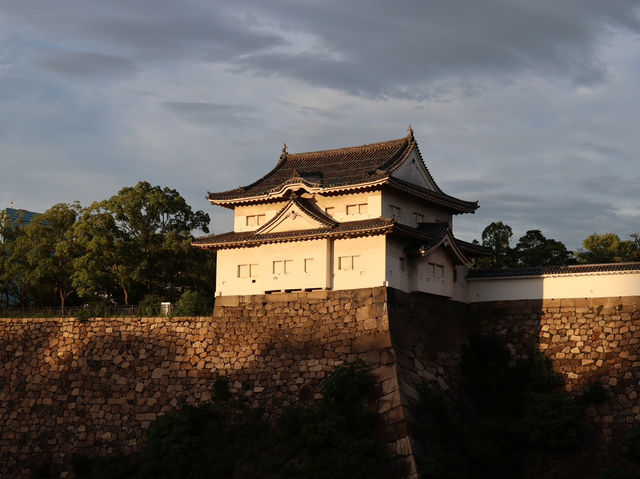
[1,1,639,250]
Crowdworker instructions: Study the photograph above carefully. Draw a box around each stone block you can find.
[215,296,240,307]
[371,364,397,383]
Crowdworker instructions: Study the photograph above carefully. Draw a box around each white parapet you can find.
[467,266,640,303]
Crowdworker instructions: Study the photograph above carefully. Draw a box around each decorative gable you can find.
[256,197,336,234]
[390,150,440,192]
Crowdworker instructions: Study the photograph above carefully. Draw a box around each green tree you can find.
[512,230,575,267]
[3,232,35,309]
[73,182,210,304]
[473,221,514,269]
[0,210,28,309]
[576,233,640,263]
[2,210,54,309]
[22,203,83,315]
[72,205,140,304]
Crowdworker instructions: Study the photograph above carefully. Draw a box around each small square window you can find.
[347,203,367,215]
[238,264,257,278]
[389,205,401,218]
[338,255,360,270]
[273,260,283,275]
[284,260,293,274]
[304,258,315,273]
[246,214,266,227]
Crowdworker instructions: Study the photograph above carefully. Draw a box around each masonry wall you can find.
[472,295,640,458]
[0,288,421,479]
[3,290,640,479]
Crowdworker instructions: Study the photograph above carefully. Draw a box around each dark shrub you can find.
[138,294,161,317]
[92,455,140,479]
[213,377,231,401]
[173,290,213,316]
[598,466,638,479]
[525,392,583,449]
[580,381,608,406]
[624,425,640,462]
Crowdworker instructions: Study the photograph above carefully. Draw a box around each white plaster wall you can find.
[234,192,383,233]
[452,265,468,302]
[332,236,387,291]
[385,238,460,298]
[411,248,455,297]
[314,191,382,223]
[467,272,640,303]
[216,239,329,296]
[382,189,451,227]
[385,237,411,292]
[234,202,287,232]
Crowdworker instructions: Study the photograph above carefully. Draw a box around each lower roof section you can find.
[467,262,640,279]
[192,217,488,264]
[192,217,395,249]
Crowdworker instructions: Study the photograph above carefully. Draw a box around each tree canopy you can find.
[21,203,82,315]
[1,182,214,312]
[513,230,574,267]
[474,222,576,269]
[475,222,640,270]
[72,182,211,304]
[576,233,640,264]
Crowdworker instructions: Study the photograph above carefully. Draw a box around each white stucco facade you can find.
[199,134,640,303]
[196,132,484,298]
[214,232,465,298]
[467,270,640,303]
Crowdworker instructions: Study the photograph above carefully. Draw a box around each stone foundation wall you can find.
[0,288,418,479]
[3,290,640,479]
[472,296,640,453]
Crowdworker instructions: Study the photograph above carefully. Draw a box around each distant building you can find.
[0,207,40,242]
[193,129,488,298]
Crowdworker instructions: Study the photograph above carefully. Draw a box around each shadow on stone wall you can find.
[0,288,402,478]
[471,296,640,478]
[2,292,638,479]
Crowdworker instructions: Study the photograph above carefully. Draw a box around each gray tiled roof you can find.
[467,262,640,278]
[207,133,478,214]
[192,217,396,249]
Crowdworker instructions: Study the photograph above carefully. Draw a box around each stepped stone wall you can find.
[2,290,640,479]
[472,296,640,455]
[0,288,424,479]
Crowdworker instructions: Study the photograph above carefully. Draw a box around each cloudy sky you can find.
[1,1,639,250]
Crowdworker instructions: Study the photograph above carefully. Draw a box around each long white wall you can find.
[467,272,640,303]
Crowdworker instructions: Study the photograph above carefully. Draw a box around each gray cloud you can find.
[84,12,283,62]
[234,0,640,98]
[37,52,135,79]
[5,1,639,96]
[579,175,640,197]
[456,191,636,249]
[273,99,344,119]
[1,1,639,248]
[162,101,258,126]
[1,0,285,71]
